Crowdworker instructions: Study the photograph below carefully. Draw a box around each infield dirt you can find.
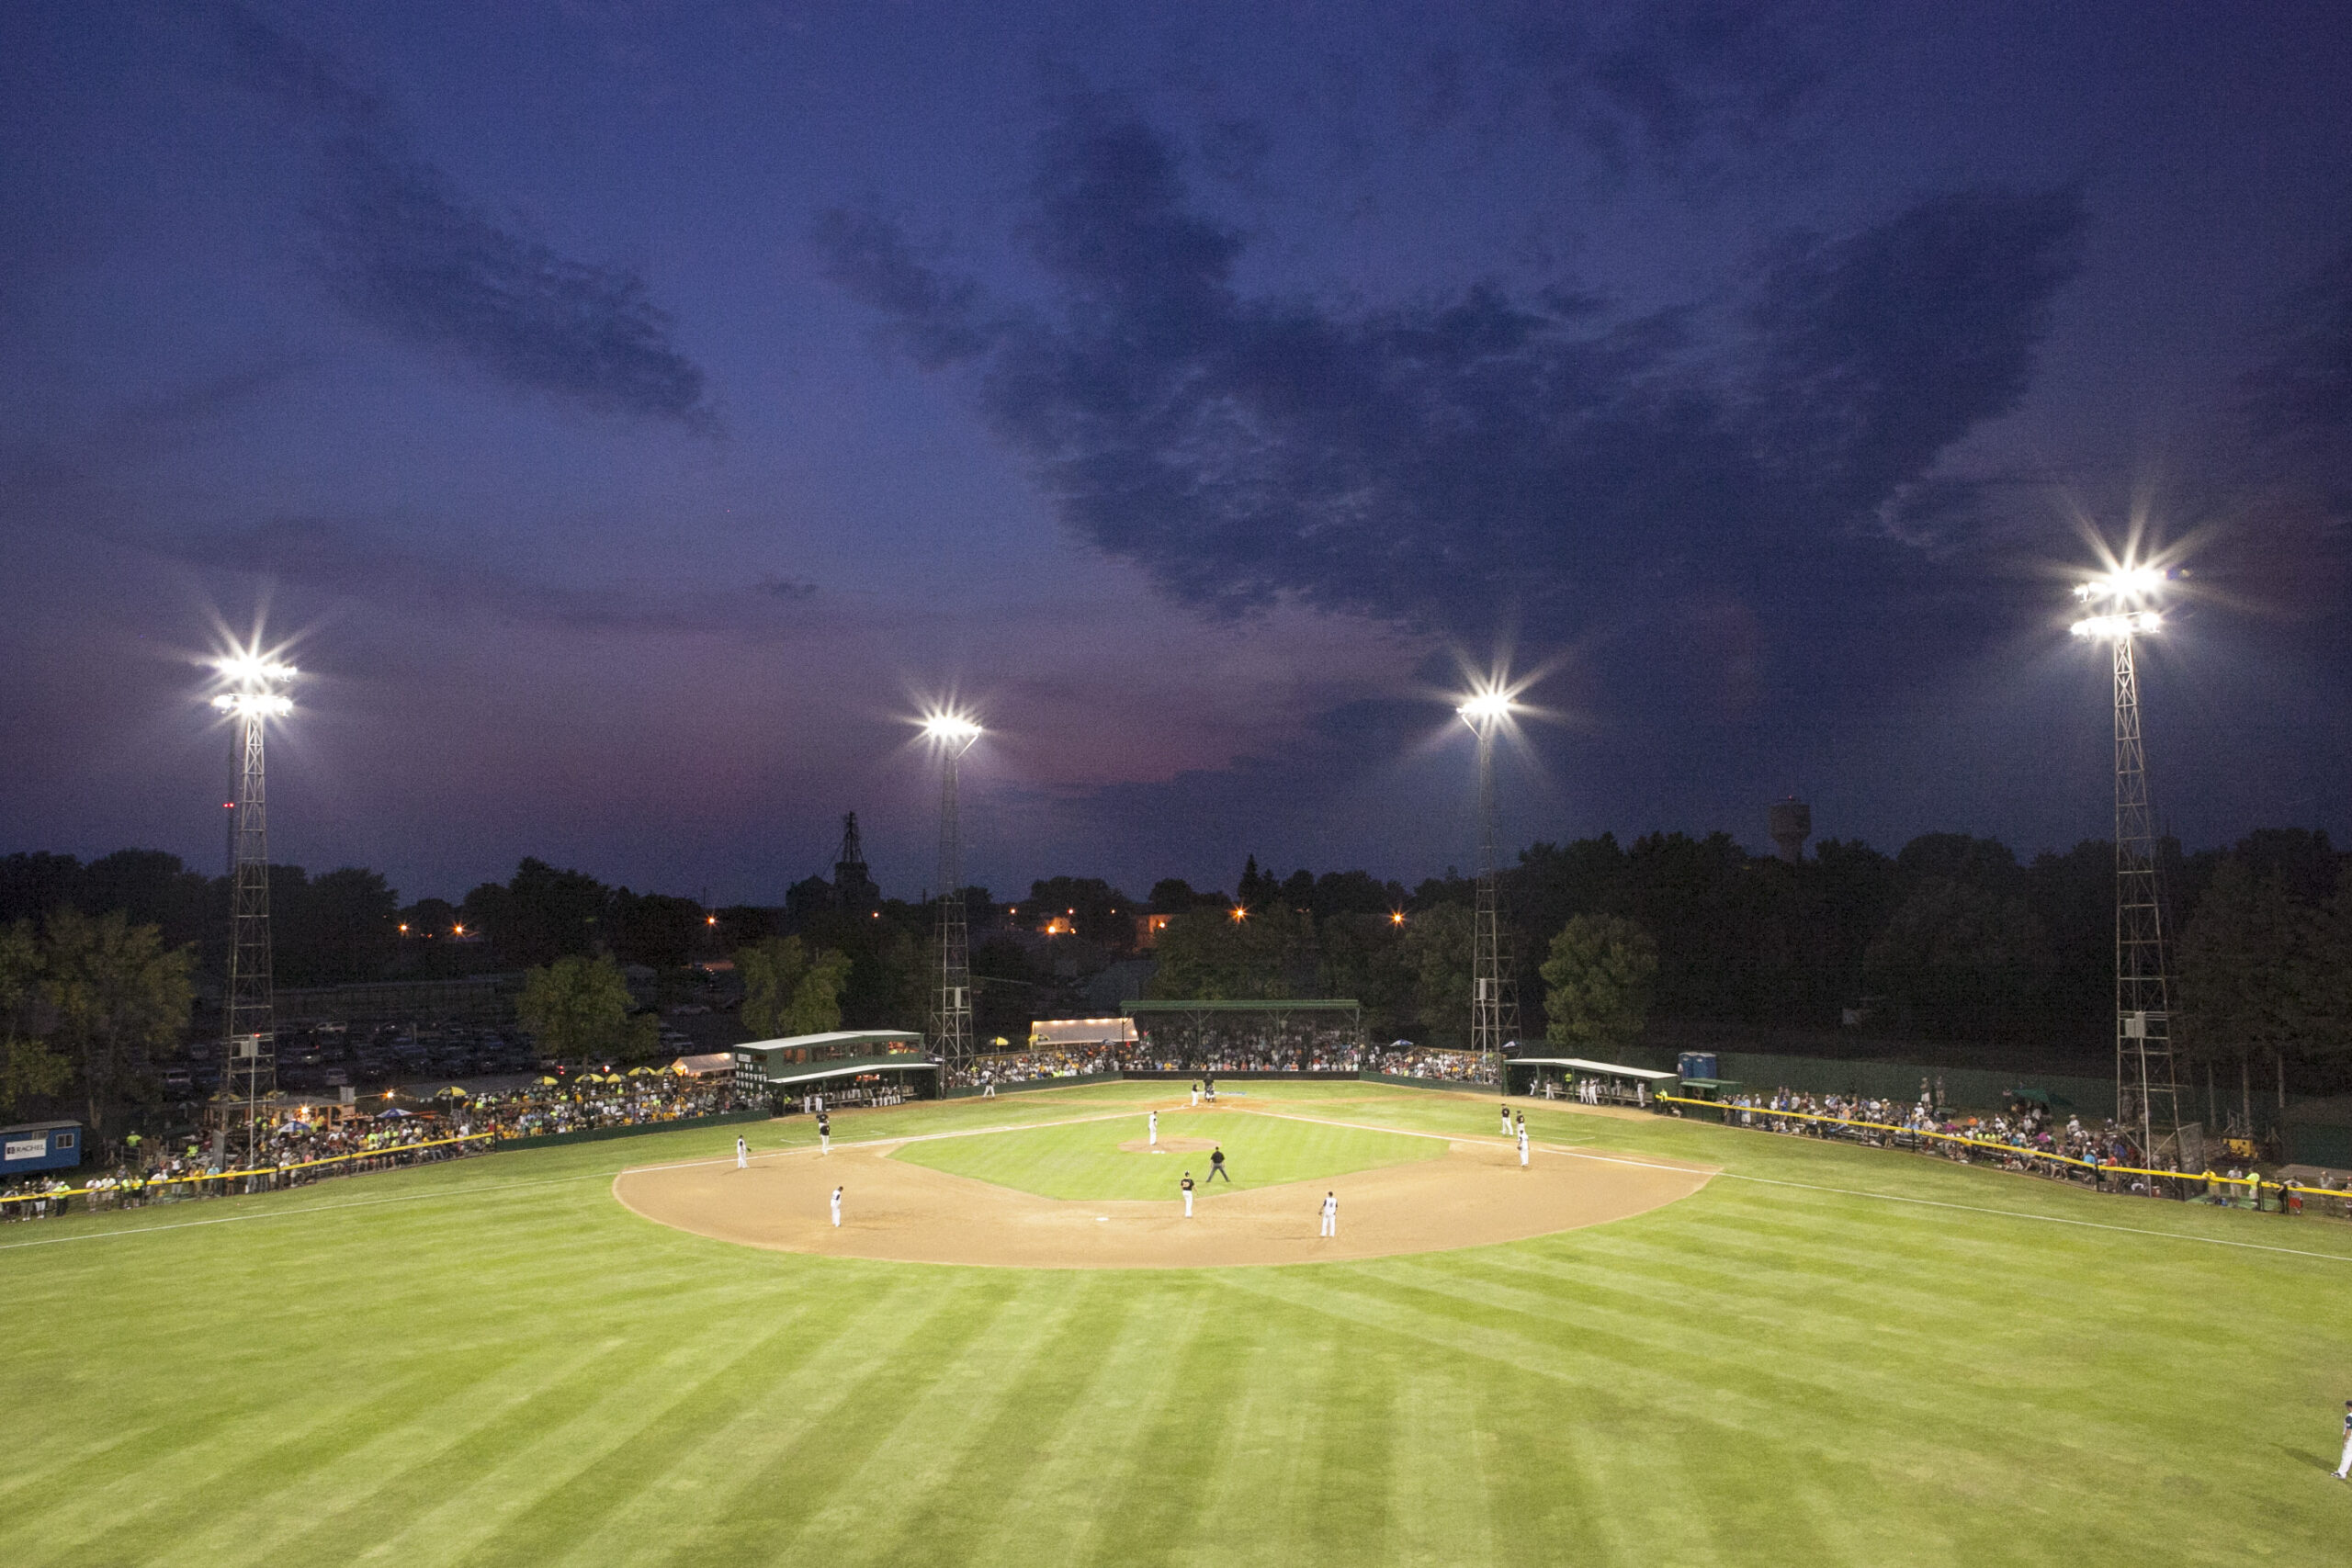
[613,1109,1714,1269]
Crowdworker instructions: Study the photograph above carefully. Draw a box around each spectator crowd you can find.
[1,1072,756,1221]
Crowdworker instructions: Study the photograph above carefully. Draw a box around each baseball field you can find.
[4,1079,2346,1566]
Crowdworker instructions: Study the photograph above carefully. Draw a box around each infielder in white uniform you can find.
[1182,1172,1195,1217]
[1319,1190,1337,1236]
[830,1186,842,1227]
[1148,1110,1159,1145]
[736,1135,749,1169]
[1518,1125,1531,1168]
[1499,1103,1513,1136]
[2336,1399,2352,1479]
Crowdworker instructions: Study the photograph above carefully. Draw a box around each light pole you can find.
[922,711,982,1081]
[2070,567,2180,1165]
[210,654,295,1167]
[1456,684,1521,1096]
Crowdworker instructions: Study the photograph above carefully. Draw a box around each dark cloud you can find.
[2243,243,2352,470]
[819,100,2082,650]
[1389,1,1830,182]
[199,3,713,431]
[175,516,817,638]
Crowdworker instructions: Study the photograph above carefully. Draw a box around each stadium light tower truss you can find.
[2071,567,2182,1163]
[921,711,982,1076]
[1456,682,1522,1093]
[209,652,297,1166]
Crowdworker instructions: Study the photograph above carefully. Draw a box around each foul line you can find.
[0,1174,593,1252]
[1705,1168,2352,1264]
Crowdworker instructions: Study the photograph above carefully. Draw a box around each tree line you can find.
[5,824,2347,1127]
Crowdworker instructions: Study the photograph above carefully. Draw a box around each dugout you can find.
[2,1121,85,1175]
[1506,1057,1676,1105]
[730,1031,939,1108]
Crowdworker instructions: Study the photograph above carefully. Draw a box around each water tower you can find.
[1768,797,1811,863]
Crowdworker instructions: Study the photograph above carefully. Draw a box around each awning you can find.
[1505,1057,1678,1080]
[749,1058,942,1089]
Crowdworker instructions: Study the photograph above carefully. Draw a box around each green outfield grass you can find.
[891,1106,1442,1198]
[4,1079,2348,1567]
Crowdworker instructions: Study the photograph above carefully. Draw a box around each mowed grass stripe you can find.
[959,1280,1222,1565]
[6,1086,2349,1566]
[646,1274,1018,1566]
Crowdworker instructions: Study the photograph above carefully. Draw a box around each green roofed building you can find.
[730,1031,937,1102]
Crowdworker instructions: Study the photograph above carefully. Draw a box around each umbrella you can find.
[537,1076,560,1086]
[628,1066,655,1076]
[379,1107,416,1120]
[435,1086,469,1099]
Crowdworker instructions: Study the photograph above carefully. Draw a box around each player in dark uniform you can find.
[1207,1145,1230,1181]
[817,1111,831,1155]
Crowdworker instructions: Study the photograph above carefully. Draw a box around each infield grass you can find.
[889,1106,1442,1198]
[4,1079,2347,1567]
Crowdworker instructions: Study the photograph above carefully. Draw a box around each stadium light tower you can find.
[2071,565,2180,1164]
[209,652,296,1166]
[1456,681,1522,1094]
[922,711,982,1077]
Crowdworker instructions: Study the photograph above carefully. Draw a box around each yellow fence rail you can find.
[1655,1092,2343,1203]
[1,1131,496,1206]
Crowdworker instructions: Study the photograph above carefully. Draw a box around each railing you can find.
[0,1131,494,1217]
[1656,1093,2350,1215]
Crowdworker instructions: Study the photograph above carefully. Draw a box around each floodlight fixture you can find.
[921,711,983,752]
[2071,610,2162,640]
[215,656,298,684]
[212,693,294,716]
[920,705,983,1072]
[2067,550,2181,1163]
[1456,687,1517,732]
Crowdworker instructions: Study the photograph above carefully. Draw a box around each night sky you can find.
[5,2,2348,908]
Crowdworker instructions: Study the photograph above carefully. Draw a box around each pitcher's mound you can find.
[1115,1135,1217,1154]
[614,1120,1713,1269]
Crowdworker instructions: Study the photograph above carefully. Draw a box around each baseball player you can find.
[1518,1123,1531,1168]
[1182,1172,1195,1217]
[2337,1399,2352,1480]
[1499,1103,1512,1136]
[1319,1190,1338,1237]
[830,1186,842,1227]
[817,1111,831,1155]
[1190,1080,1201,1107]
[736,1134,748,1170]
[1148,1110,1159,1145]
[1207,1145,1230,1182]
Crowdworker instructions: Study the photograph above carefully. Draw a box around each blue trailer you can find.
[2,1122,85,1176]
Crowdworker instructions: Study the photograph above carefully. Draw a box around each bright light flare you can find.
[1455,686,1519,731]
[211,693,293,716]
[214,656,298,683]
[2071,610,2162,640]
[919,710,983,750]
[2073,566,2166,604]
